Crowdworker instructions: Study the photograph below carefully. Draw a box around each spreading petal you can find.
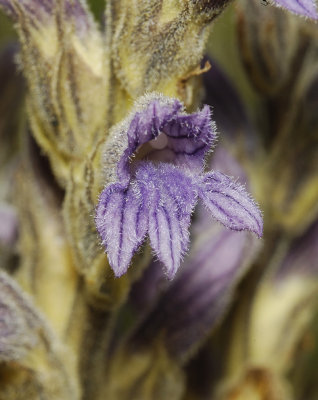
[136,163,197,278]
[96,183,148,277]
[273,0,318,19]
[198,171,263,237]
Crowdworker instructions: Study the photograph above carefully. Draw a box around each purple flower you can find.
[95,94,263,279]
[273,0,318,19]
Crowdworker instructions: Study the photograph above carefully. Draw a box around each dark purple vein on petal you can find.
[208,190,262,232]
[117,191,126,268]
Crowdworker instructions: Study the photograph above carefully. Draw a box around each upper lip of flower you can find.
[111,94,215,183]
[95,93,263,279]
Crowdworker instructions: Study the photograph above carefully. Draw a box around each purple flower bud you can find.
[96,94,263,279]
[130,259,167,315]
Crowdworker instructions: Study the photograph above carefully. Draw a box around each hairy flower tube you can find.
[95,94,263,279]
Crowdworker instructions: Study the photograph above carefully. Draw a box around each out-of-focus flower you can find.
[273,0,318,19]
[95,94,263,278]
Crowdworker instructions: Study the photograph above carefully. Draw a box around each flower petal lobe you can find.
[199,171,263,237]
[136,162,197,279]
[96,184,147,277]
